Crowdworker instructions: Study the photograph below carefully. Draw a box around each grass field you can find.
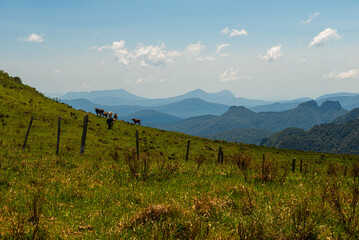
[1,70,359,239]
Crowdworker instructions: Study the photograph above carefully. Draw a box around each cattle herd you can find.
[94,107,140,125]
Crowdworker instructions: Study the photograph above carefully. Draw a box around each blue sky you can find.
[1,0,359,100]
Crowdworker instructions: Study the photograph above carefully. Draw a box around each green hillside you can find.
[261,119,359,154]
[1,70,359,238]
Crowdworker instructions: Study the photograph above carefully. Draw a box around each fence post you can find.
[56,116,61,155]
[22,116,34,150]
[136,130,139,161]
[300,159,303,173]
[292,159,296,173]
[79,115,89,155]
[185,139,190,161]
[262,154,265,176]
[221,149,224,164]
[217,146,222,164]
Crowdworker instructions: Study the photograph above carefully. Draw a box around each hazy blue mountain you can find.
[44,92,65,98]
[317,95,359,110]
[260,119,359,154]
[60,88,271,107]
[316,92,359,100]
[154,98,229,118]
[63,97,230,119]
[61,88,145,102]
[154,100,347,137]
[332,108,359,124]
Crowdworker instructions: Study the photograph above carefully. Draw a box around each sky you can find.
[1,0,359,100]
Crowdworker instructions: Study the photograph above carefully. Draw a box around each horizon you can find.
[46,87,359,102]
[1,0,359,100]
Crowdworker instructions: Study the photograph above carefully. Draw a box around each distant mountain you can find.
[316,92,359,100]
[260,119,359,154]
[155,100,347,138]
[332,108,359,124]
[119,110,183,126]
[316,94,359,110]
[63,98,230,119]
[248,98,311,112]
[154,98,229,118]
[60,88,271,107]
[205,128,273,145]
[61,88,145,101]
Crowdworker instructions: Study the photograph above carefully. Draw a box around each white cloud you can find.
[215,43,229,55]
[92,40,191,67]
[185,41,205,57]
[220,25,247,38]
[194,56,216,62]
[136,76,154,84]
[19,33,44,43]
[259,45,282,62]
[219,27,230,35]
[297,58,308,65]
[309,28,340,47]
[218,67,244,82]
[323,69,359,79]
[229,28,247,37]
[302,12,320,24]
[51,70,61,74]
[92,40,131,65]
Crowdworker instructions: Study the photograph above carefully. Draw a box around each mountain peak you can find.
[298,100,318,109]
[320,100,342,112]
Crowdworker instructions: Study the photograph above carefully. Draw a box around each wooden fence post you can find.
[136,130,139,161]
[262,154,265,176]
[79,115,89,155]
[217,146,222,164]
[22,116,34,150]
[185,139,190,161]
[56,116,61,155]
[221,149,224,164]
[292,159,296,173]
[300,159,303,173]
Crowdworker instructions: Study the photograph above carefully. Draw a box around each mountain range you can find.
[260,108,359,154]
[63,97,230,119]
[60,88,270,107]
[152,100,347,137]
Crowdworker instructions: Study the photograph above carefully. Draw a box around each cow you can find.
[94,108,104,117]
[103,112,108,118]
[114,113,118,120]
[132,118,141,125]
[109,111,113,118]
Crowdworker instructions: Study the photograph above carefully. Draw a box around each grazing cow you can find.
[94,108,104,117]
[132,118,141,125]
[114,113,118,120]
[106,117,115,129]
[109,111,113,118]
[103,112,108,118]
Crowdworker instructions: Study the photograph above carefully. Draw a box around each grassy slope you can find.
[1,71,359,239]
